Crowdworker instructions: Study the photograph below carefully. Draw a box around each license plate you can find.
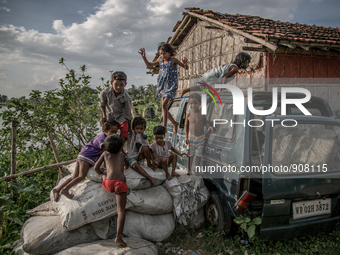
[292,198,331,220]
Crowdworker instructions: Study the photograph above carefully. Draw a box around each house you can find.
[149,8,340,115]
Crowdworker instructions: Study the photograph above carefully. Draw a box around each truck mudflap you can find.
[260,116,340,239]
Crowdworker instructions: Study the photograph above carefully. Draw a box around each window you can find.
[208,103,234,141]
[179,101,191,129]
[168,100,181,121]
[271,123,340,174]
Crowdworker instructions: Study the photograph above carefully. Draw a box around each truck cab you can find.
[165,92,340,240]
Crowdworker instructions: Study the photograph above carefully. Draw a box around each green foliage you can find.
[126,84,161,119]
[0,59,109,254]
[126,84,162,143]
[234,216,261,240]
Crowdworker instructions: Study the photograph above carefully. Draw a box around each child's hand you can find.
[208,126,214,133]
[178,90,184,98]
[185,138,189,145]
[182,57,188,65]
[121,149,127,156]
[152,159,159,170]
[180,153,187,157]
[100,117,107,126]
[138,48,146,58]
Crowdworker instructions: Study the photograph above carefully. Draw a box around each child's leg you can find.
[115,192,127,247]
[124,157,130,170]
[195,156,202,176]
[160,158,172,181]
[61,160,90,199]
[132,163,155,187]
[162,97,179,134]
[118,121,128,146]
[187,156,192,175]
[138,146,152,168]
[169,154,180,177]
[53,161,80,201]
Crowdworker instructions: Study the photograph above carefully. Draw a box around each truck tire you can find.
[205,191,233,234]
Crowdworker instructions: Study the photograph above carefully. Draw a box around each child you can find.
[94,135,128,247]
[52,121,118,201]
[179,52,251,97]
[138,42,189,134]
[126,117,155,187]
[149,125,185,180]
[99,71,133,145]
[185,93,214,175]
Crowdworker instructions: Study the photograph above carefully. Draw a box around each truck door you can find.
[165,99,184,150]
[175,98,189,170]
[261,115,340,239]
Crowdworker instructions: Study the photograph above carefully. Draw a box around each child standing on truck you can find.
[126,117,155,187]
[185,93,214,175]
[138,42,189,135]
[94,134,129,247]
[149,125,185,180]
[179,52,251,96]
[52,121,118,201]
[99,71,133,146]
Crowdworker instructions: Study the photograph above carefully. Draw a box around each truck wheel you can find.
[205,191,233,234]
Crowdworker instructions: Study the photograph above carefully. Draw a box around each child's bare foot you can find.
[149,177,156,187]
[115,237,127,247]
[52,189,60,202]
[173,122,179,135]
[172,171,180,177]
[61,189,74,199]
[147,162,153,169]
[186,170,191,175]
[166,173,173,181]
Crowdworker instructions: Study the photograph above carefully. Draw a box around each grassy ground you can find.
[156,222,340,255]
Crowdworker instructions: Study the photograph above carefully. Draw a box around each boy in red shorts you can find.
[94,134,129,247]
[99,71,132,146]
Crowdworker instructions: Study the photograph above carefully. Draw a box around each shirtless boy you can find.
[185,93,214,175]
[94,134,129,247]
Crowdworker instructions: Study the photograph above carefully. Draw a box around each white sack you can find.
[123,211,175,242]
[12,240,31,255]
[50,175,143,231]
[26,201,58,216]
[164,174,210,225]
[128,185,173,215]
[54,237,158,255]
[21,216,116,255]
[186,207,205,229]
[65,161,167,189]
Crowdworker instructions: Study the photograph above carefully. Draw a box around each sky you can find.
[0,0,339,99]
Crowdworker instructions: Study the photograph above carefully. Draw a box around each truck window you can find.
[271,123,340,174]
[208,103,234,141]
[179,102,190,129]
[168,100,181,120]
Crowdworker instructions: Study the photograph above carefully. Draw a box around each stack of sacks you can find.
[165,173,210,226]
[17,162,175,254]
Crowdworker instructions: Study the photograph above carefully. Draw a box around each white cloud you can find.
[0,73,7,79]
[0,6,9,12]
[52,20,66,33]
[0,0,324,98]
